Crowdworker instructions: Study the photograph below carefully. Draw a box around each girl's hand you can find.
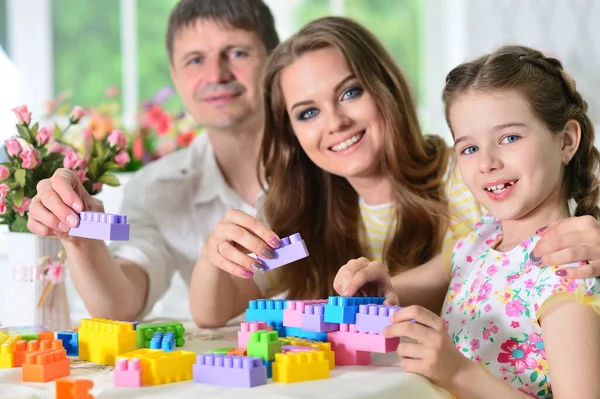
[333,257,400,305]
[383,305,474,389]
[531,216,600,279]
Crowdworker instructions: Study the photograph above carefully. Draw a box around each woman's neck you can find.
[347,175,394,206]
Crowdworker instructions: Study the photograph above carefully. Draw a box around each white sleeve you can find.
[109,172,176,319]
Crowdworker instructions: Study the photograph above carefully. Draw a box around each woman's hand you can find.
[333,257,400,305]
[199,209,281,279]
[531,216,600,278]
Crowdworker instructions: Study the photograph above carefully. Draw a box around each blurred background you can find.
[0,0,599,321]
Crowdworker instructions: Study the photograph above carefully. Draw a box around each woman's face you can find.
[280,47,384,181]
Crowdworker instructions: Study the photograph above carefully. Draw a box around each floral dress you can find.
[441,215,600,398]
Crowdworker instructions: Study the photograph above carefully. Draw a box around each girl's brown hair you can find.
[260,16,450,299]
[443,45,600,219]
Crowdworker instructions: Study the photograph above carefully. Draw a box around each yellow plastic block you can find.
[78,318,136,366]
[0,336,19,368]
[118,349,196,386]
[280,337,335,369]
[273,351,329,383]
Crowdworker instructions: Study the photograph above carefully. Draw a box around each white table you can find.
[0,321,451,399]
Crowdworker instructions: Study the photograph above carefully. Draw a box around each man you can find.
[27,0,280,324]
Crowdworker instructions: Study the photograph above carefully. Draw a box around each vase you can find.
[0,232,71,331]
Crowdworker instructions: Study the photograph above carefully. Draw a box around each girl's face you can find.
[450,90,575,222]
[279,47,384,182]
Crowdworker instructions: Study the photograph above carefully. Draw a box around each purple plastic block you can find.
[257,233,308,271]
[69,211,130,241]
[193,354,267,388]
[301,304,339,332]
[355,304,401,334]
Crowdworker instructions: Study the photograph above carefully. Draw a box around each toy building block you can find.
[323,296,385,324]
[56,378,94,399]
[118,348,196,385]
[0,336,20,368]
[327,323,399,354]
[355,304,401,334]
[285,326,327,342]
[69,211,130,241]
[227,348,247,356]
[328,343,371,366]
[247,331,282,361]
[14,339,58,367]
[283,345,317,352]
[193,354,267,388]
[78,318,137,366]
[132,321,140,330]
[149,331,175,352]
[272,351,329,383]
[246,299,287,326]
[136,321,185,349]
[280,337,335,369]
[0,325,53,341]
[301,303,339,332]
[57,331,79,357]
[257,233,309,271]
[22,341,70,382]
[114,358,142,387]
[238,321,267,348]
[283,300,328,328]
[263,359,274,378]
[205,347,235,355]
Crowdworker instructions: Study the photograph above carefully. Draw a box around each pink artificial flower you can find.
[0,183,9,199]
[12,196,31,216]
[0,166,9,180]
[107,129,127,150]
[74,169,88,184]
[11,105,31,125]
[114,151,130,167]
[92,182,103,194]
[47,141,65,154]
[46,262,64,283]
[132,137,144,160]
[68,106,86,123]
[0,200,6,215]
[20,149,41,169]
[4,137,23,156]
[76,157,88,170]
[63,150,79,169]
[105,86,119,98]
[176,130,196,148]
[35,127,51,146]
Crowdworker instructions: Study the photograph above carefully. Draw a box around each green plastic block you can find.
[247,330,282,361]
[205,347,235,355]
[136,321,186,349]
[13,329,37,341]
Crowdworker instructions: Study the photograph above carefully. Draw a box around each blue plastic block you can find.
[270,322,287,338]
[263,359,274,378]
[56,331,79,356]
[284,326,328,342]
[150,332,163,350]
[246,299,287,326]
[323,296,385,324]
[162,331,175,352]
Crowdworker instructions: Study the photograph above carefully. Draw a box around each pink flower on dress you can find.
[470,339,480,351]
[510,321,520,328]
[529,333,545,355]
[506,299,526,317]
[12,196,31,216]
[489,325,499,334]
[484,304,492,313]
[497,340,537,374]
[524,278,535,289]
[476,280,493,302]
[486,264,498,276]
[518,388,538,398]
[452,282,462,293]
[466,255,473,263]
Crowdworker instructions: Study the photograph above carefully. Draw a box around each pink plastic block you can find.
[257,233,308,271]
[238,322,267,349]
[328,342,371,366]
[355,304,401,334]
[69,211,130,241]
[283,300,327,328]
[114,358,142,387]
[282,345,318,353]
[327,323,399,353]
[193,354,267,388]
[301,304,339,332]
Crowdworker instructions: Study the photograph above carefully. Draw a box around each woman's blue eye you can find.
[298,108,319,121]
[461,146,478,155]
[342,86,364,100]
[500,135,520,144]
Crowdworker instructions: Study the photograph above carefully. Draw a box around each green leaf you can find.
[94,139,106,160]
[14,169,26,187]
[30,122,39,137]
[461,348,468,353]
[53,123,62,140]
[16,124,31,142]
[88,158,98,179]
[9,215,29,233]
[530,371,538,382]
[102,161,121,170]
[97,173,121,187]
[537,390,546,396]
[13,189,24,207]
[44,152,64,164]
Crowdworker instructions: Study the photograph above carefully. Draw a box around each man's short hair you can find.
[166,0,280,63]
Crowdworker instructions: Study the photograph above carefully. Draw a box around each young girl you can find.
[335,45,600,399]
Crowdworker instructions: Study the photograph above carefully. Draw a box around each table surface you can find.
[0,319,452,399]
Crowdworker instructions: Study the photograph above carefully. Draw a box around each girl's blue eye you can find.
[500,135,520,144]
[298,108,319,121]
[342,86,364,100]
[461,146,478,155]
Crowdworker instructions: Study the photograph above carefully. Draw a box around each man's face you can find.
[170,19,268,130]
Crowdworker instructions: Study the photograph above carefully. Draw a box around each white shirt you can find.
[110,133,270,317]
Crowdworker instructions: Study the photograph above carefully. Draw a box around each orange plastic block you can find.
[78,318,136,366]
[22,341,70,382]
[272,351,330,383]
[14,339,59,367]
[227,348,247,356]
[56,377,94,399]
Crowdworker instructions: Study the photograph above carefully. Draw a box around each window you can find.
[52,0,121,108]
[0,0,7,54]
